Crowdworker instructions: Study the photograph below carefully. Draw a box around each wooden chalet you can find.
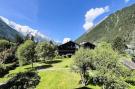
[58,41,79,56]
[57,41,95,56]
[80,42,95,49]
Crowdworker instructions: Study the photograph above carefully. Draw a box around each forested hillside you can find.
[76,4,135,44]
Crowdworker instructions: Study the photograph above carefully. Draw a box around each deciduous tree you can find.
[35,42,56,63]
[16,40,35,67]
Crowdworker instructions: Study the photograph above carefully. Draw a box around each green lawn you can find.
[36,58,101,89]
[36,58,80,89]
[51,58,73,68]
[130,86,135,89]
[36,70,80,89]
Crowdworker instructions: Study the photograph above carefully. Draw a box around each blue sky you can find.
[0,0,134,42]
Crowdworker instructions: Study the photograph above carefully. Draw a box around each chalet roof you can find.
[80,42,87,45]
[123,60,135,70]
[59,41,79,47]
[80,41,94,45]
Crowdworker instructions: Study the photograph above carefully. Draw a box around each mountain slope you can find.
[0,16,50,42]
[76,4,135,44]
[0,18,22,41]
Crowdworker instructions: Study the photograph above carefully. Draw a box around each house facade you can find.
[57,41,95,57]
[80,42,95,49]
[57,41,79,56]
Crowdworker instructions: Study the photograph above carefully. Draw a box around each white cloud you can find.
[0,16,50,42]
[63,38,71,44]
[125,0,130,3]
[83,6,109,31]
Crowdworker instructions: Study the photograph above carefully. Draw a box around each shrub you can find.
[125,78,135,86]
[132,56,135,62]
[125,71,135,86]
[0,64,6,77]
[91,42,130,89]
[0,63,17,77]
[90,75,107,85]
[0,40,16,63]
[16,40,35,66]
[103,78,129,89]
[72,42,132,88]
[0,40,11,52]
[0,72,40,89]
[55,55,64,59]
[112,36,127,53]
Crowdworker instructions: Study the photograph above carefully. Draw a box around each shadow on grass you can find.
[0,63,18,78]
[36,60,62,64]
[76,87,91,89]
[25,64,52,70]
[47,60,62,64]
[35,65,52,70]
